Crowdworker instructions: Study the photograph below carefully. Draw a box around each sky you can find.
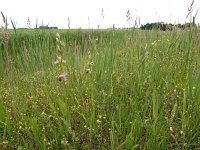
[0,0,200,29]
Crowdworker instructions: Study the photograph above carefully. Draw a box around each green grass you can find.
[0,28,200,149]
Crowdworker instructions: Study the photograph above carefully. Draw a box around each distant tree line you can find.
[17,26,58,30]
[37,26,58,29]
[140,22,195,31]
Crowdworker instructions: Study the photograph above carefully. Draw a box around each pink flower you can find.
[58,73,67,81]
[53,56,66,65]
[53,60,59,65]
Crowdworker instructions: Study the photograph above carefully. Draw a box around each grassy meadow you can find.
[0,28,200,149]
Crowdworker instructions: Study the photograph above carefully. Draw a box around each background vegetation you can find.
[0,27,200,149]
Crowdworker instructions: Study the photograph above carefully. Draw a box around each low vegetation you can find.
[0,27,200,149]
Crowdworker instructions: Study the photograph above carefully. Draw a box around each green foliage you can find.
[140,22,194,31]
[0,28,200,149]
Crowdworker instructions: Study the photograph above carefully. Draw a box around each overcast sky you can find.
[0,0,200,29]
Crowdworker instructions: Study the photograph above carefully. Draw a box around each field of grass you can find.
[0,28,200,149]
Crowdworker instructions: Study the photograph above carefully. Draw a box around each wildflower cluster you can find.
[85,51,94,75]
[54,33,67,81]
[53,56,66,65]
[54,33,66,65]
